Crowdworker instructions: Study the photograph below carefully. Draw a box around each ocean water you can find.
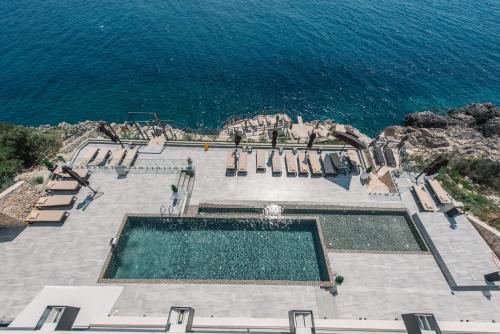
[0,0,499,135]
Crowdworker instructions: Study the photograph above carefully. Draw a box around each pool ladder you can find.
[160,205,174,218]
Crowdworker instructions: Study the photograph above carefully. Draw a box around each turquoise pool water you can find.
[198,208,427,252]
[104,217,330,282]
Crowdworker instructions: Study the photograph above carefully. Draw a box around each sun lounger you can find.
[272,152,282,175]
[330,153,348,175]
[26,210,68,223]
[384,147,396,167]
[79,147,99,166]
[298,152,309,175]
[322,154,337,176]
[45,180,80,191]
[35,195,76,208]
[373,146,385,165]
[109,148,127,167]
[413,185,437,212]
[285,152,297,175]
[308,152,322,176]
[226,151,236,174]
[53,166,89,179]
[238,152,248,174]
[256,150,266,172]
[122,147,140,168]
[427,179,452,205]
[346,150,362,172]
[88,149,110,166]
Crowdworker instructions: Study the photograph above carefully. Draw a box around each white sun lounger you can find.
[256,150,266,172]
[226,151,236,174]
[109,148,127,167]
[298,152,309,175]
[272,152,282,175]
[88,149,110,166]
[238,152,248,174]
[35,195,76,208]
[122,147,140,168]
[26,210,68,223]
[285,152,297,175]
[79,147,99,166]
[45,180,80,191]
[413,185,437,212]
[53,166,89,179]
[308,152,322,176]
[427,179,452,205]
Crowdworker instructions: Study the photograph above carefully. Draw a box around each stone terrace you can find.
[0,141,499,324]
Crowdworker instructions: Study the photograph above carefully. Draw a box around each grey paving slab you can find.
[1,143,499,323]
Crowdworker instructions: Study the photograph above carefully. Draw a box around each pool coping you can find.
[97,213,335,288]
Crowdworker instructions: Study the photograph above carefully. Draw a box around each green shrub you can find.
[0,123,60,190]
[335,275,344,285]
[32,176,44,185]
[171,184,178,193]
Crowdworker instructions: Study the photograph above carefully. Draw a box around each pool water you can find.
[316,212,427,252]
[104,217,330,282]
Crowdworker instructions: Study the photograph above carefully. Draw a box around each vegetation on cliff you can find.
[0,123,61,192]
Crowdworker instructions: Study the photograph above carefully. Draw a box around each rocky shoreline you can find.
[35,102,499,162]
[383,103,499,160]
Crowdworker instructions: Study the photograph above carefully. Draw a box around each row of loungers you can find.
[373,146,397,167]
[412,179,452,212]
[227,150,357,177]
[79,146,139,168]
[26,164,92,223]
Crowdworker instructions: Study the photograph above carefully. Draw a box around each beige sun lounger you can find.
[122,147,140,168]
[79,147,99,166]
[285,152,297,175]
[45,180,80,191]
[256,150,266,172]
[26,210,68,223]
[238,152,248,174]
[53,166,89,179]
[226,152,236,174]
[347,150,362,167]
[298,152,309,175]
[308,152,322,176]
[35,195,76,208]
[428,179,451,204]
[272,152,282,175]
[88,149,110,166]
[109,148,127,167]
[413,185,437,212]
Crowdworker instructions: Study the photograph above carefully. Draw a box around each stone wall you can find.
[0,181,40,228]
[468,215,500,259]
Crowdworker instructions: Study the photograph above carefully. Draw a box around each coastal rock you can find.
[404,111,457,128]
[384,103,500,161]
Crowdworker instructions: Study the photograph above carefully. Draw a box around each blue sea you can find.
[0,0,499,135]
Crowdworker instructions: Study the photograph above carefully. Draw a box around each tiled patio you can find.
[1,142,499,324]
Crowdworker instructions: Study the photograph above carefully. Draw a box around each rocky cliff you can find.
[383,103,500,160]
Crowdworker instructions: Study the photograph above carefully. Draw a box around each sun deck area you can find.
[1,140,500,332]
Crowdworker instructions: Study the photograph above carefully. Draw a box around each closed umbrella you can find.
[306,131,316,153]
[98,123,124,148]
[61,165,97,194]
[271,129,278,150]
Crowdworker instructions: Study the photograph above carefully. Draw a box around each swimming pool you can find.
[102,215,332,285]
[198,206,427,252]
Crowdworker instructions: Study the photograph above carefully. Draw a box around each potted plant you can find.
[186,157,194,176]
[360,166,373,184]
